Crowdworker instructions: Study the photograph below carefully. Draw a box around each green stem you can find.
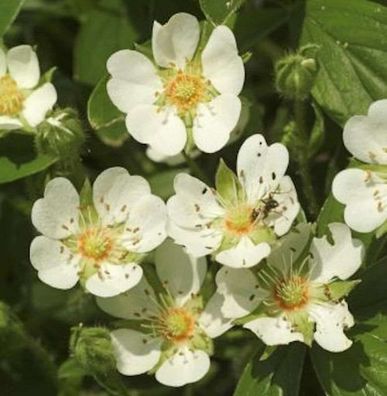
[293,100,319,218]
[183,152,211,185]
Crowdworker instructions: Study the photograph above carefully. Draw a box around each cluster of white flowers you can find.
[26,11,387,389]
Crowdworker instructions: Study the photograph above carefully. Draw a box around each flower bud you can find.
[70,326,128,395]
[35,108,85,162]
[275,45,319,100]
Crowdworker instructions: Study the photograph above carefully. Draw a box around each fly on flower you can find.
[332,100,387,233]
[30,167,167,297]
[97,239,232,387]
[216,223,364,352]
[167,134,300,268]
[0,45,57,131]
[106,13,244,157]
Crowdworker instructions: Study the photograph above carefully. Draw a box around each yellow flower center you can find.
[158,307,196,343]
[77,227,113,263]
[224,204,255,236]
[274,276,310,311]
[164,71,206,113]
[0,75,24,116]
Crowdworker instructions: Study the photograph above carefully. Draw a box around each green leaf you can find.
[311,314,387,396]
[0,0,25,37]
[235,7,289,51]
[349,256,387,316]
[87,75,128,146]
[234,343,306,396]
[199,0,245,26]
[301,0,387,125]
[215,158,242,205]
[0,134,57,184]
[74,0,138,85]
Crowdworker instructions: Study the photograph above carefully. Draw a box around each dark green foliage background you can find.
[1,0,387,395]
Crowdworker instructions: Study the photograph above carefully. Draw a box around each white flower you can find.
[0,45,57,130]
[30,167,167,297]
[97,239,232,387]
[217,223,364,352]
[332,100,387,232]
[167,134,300,268]
[106,13,244,156]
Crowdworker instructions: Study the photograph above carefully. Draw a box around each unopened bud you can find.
[275,45,319,100]
[35,108,85,161]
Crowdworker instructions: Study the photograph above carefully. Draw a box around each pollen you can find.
[274,276,310,311]
[164,71,206,113]
[158,307,195,343]
[77,227,113,263]
[0,75,24,116]
[224,204,255,236]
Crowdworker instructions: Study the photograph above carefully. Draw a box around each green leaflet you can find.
[0,0,25,37]
[234,342,306,396]
[0,134,57,184]
[301,0,387,125]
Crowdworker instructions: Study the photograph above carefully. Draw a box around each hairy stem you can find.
[293,100,319,218]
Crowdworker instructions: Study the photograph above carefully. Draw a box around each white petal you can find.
[310,223,364,283]
[199,292,233,338]
[332,168,387,232]
[22,83,57,127]
[309,302,354,352]
[244,315,304,346]
[167,173,224,228]
[152,13,200,69]
[126,105,187,156]
[7,45,40,89]
[122,195,167,253]
[111,329,161,375]
[106,50,162,113]
[168,220,223,257]
[0,48,6,76]
[155,238,207,306]
[0,116,22,130]
[30,236,80,289]
[96,276,157,320]
[215,236,271,268]
[264,176,300,236]
[85,262,143,297]
[31,178,80,239]
[202,26,244,95]
[237,134,289,203]
[93,167,151,226]
[193,94,241,153]
[155,347,210,387]
[215,266,262,318]
[343,100,387,164]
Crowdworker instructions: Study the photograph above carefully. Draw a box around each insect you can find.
[250,195,280,222]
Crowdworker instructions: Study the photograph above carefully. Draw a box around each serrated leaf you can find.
[199,0,245,26]
[301,0,387,125]
[311,314,387,396]
[0,134,57,184]
[215,158,242,206]
[234,342,306,396]
[0,0,25,37]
